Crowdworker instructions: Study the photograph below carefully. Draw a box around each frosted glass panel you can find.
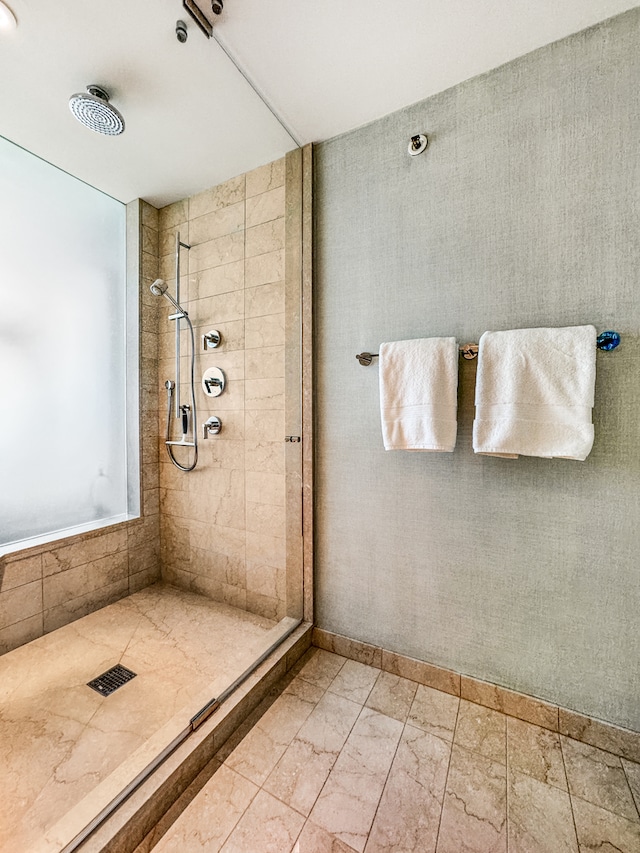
[0,136,130,548]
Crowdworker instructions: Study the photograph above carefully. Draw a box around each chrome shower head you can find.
[150,279,187,316]
[69,85,125,136]
[150,279,168,297]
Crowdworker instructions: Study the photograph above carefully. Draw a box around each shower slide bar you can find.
[355,330,621,366]
[174,233,191,417]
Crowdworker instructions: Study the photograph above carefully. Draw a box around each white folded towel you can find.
[472,325,597,460]
[379,338,458,451]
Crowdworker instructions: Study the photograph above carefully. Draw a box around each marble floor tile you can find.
[508,717,568,790]
[225,677,324,785]
[131,758,222,853]
[328,659,380,705]
[263,691,361,816]
[309,707,404,852]
[623,759,640,815]
[436,744,507,853]
[408,683,460,742]
[0,584,288,853]
[294,648,347,691]
[219,789,304,853]
[572,796,640,853]
[365,671,417,723]
[365,724,450,853]
[293,820,359,853]
[454,699,506,764]
[508,768,578,853]
[153,765,258,853]
[562,736,638,822]
[148,653,640,853]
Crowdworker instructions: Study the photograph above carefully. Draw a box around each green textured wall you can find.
[314,9,640,730]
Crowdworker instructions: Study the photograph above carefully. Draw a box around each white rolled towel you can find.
[379,338,458,451]
[472,325,597,460]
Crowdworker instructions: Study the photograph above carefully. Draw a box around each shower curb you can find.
[74,622,312,853]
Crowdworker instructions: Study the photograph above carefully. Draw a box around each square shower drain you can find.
[87,664,137,696]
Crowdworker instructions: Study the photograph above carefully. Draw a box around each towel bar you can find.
[356,331,620,366]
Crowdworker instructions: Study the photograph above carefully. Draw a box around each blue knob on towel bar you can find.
[596,331,621,351]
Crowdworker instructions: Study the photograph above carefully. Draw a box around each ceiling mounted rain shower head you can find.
[69,85,125,136]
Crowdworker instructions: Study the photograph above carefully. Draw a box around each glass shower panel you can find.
[0,135,129,548]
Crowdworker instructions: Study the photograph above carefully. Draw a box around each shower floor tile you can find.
[0,582,287,853]
[151,648,640,853]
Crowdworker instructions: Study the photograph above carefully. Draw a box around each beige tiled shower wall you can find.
[157,158,296,622]
[0,200,161,654]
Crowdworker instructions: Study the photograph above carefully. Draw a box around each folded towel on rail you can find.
[379,338,458,451]
[472,325,597,460]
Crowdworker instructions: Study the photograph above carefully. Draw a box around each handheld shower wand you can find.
[152,276,198,472]
[150,279,188,316]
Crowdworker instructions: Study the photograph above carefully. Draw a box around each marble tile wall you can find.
[158,157,301,622]
[0,200,161,654]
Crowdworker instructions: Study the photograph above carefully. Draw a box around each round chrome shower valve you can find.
[202,367,226,397]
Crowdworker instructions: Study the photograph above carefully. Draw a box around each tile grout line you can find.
[505,714,510,853]
[559,732,581,850]
[285,660,376,842]
[242,175,247,586]
[222,670,327,790]
[218,769,261,853]
[620,760,640,822]
[40,553,45,638]
[433,695,461,852]
[562,733,640,826]
[362,687,408,851]
[255,665,356,847]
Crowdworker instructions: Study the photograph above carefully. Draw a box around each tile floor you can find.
[151,648,640,853]
[0,583,293,853]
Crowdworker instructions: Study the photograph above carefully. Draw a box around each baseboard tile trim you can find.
[311,626,640,763]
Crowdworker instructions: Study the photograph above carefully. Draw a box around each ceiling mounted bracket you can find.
[183,0,213,37]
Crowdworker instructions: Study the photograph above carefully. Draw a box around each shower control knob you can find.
[202,367,226,397]
[202,329,222,350]
[202,417,222,438]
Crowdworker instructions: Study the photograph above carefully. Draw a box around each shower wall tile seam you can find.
[312,628,640,764]
[0,579,43,629]
[0,520,134,567]
[0,552,43,590]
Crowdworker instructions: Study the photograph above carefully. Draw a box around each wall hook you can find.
[408,134,428,156]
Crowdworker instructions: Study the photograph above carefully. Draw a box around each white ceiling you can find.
[0,0,637,207]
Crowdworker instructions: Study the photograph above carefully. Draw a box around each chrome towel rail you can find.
[355,331,620,366]
[357,343,477,365]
